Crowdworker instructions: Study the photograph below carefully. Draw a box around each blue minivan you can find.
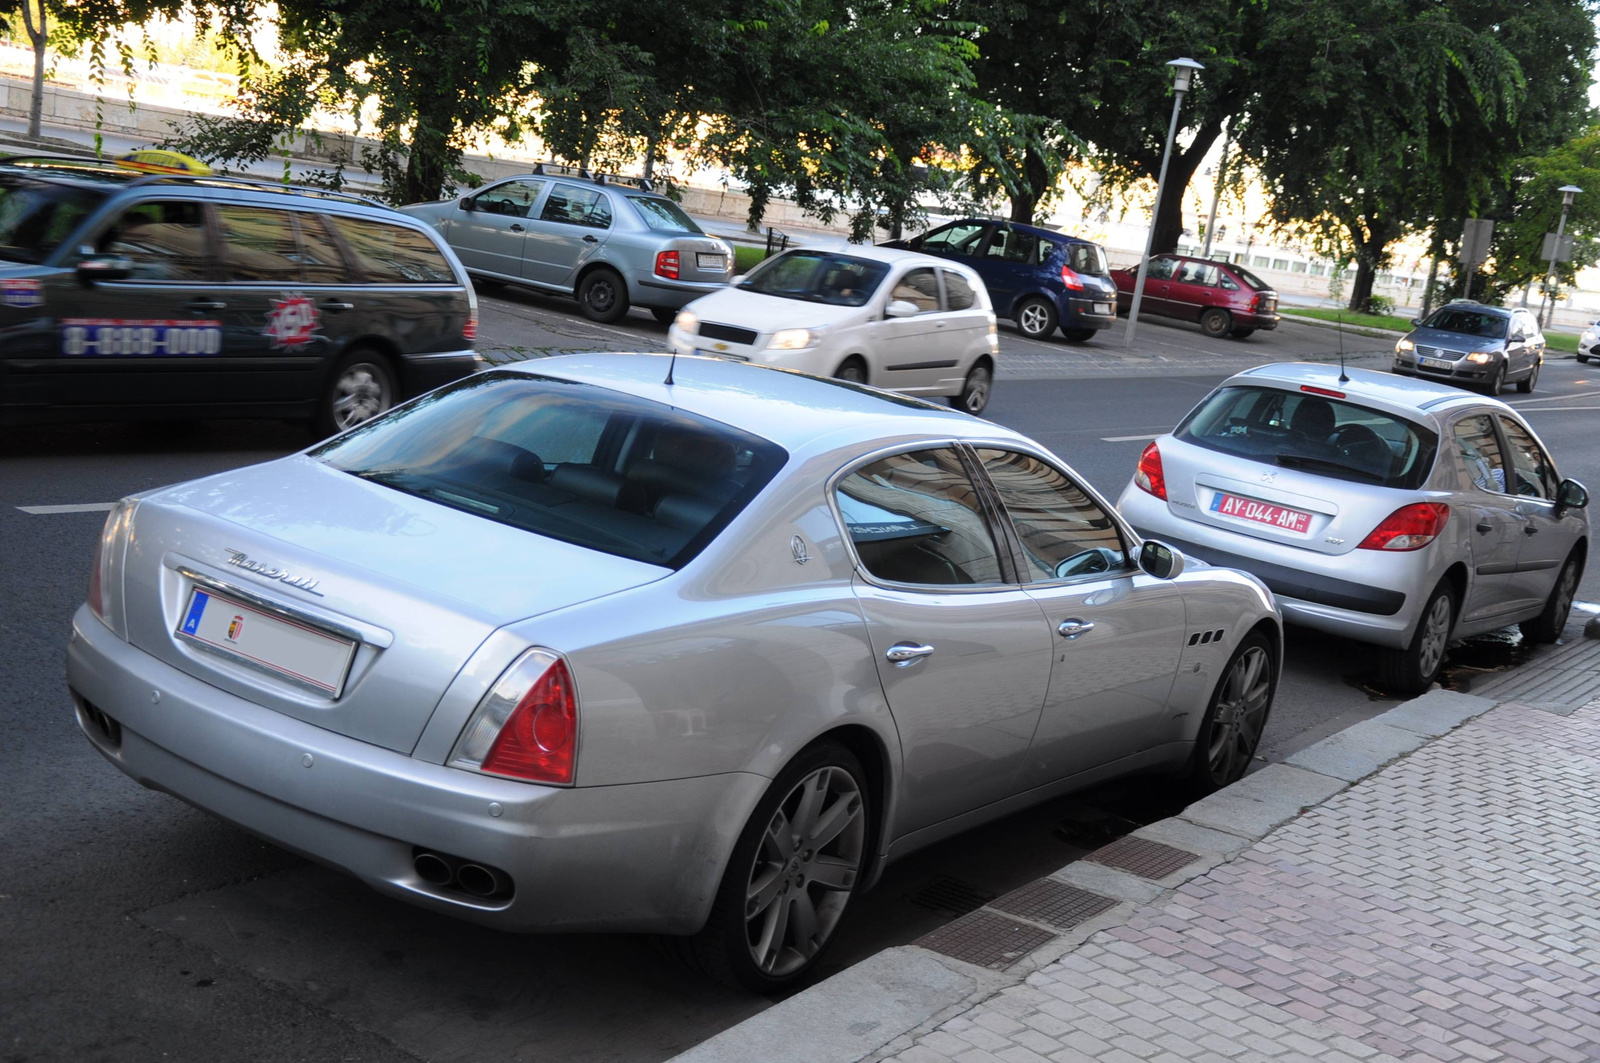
[886,218,1118,343]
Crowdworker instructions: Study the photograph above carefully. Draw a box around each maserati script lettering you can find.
[225,549,324,596]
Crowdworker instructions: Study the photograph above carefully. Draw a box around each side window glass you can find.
[890,268,941,313]
[836,448,1003,586]
[472,179,546,218]
[1453,415,1506,494]
[1219,273,1240,290]
[330,217,456,283]
[1499,418,1558,499]
[976,449,1127,580]
[987,228,1039,264]
[96,200,208,281]
[217,205,301,282]
[921,222,985,256]
[540,184,611,228]
[941,269,977,311]
[1177,261,1219,285]
[1145,257,1177,281]
[296,214,353,284]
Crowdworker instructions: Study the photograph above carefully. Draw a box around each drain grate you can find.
[915,909,1057,970]
[989,878,1117,930]
[1085,836,1200,880]
[906,875,996,918]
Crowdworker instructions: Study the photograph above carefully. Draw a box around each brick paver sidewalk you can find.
[882,700,1600,1063]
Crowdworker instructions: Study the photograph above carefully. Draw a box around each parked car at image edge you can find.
[884,217,1118,343]
[1110,253,1281,338]
[68,353,1282,993]
[1577,319,1599,363]
[1392,301,1545,394]
[1118,363,1588,695]
[0,154,478,434]
[668,244,1000,413]
[400,163,735,325]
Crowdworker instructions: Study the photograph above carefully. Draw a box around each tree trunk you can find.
[22,0,46,140]
[1344,216,1397,313]
[1149,119,1223,256]
[402,102,453,204]
[1347,261,1376,312]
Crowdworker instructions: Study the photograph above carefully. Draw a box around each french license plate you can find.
[1210,492,1313,534]
[1093,301,1113,314]
[696,253,727,271]
[1419,356,1454,370]
[177,588,356,697]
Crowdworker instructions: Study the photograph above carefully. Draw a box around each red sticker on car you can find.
[265,293,320,349]
[1,278,43,308]
[1210,492,1313,534]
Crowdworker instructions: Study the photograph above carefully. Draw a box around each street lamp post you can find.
[1125,58,1203,350]
[1200,119,1231,260]
[1541,185,1582,330]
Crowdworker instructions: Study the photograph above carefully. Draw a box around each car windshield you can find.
[628,195,704,234]
[1229,265,1271,291]
[0,176,107,263]
[311,373,788,569]
[1420,307,1507,339]
[738,250,890,307]
[1067,242,1109,276]
[1176,385,1438,489]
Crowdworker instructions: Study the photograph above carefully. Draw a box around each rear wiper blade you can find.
[1275,455,1384,481]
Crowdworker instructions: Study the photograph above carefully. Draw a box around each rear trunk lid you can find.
[120,455,669,753]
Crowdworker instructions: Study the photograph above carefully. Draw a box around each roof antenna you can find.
[663,348,678,386]
[1337,311,1350,384]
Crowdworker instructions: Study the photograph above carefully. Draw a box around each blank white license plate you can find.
[697,253,727,271]
[1093,301,1113,314]
[1419,356,1454,370]
[177,588,356,696]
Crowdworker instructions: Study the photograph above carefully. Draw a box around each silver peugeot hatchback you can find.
[69,353,1281,992]
[1118,363,1589,695]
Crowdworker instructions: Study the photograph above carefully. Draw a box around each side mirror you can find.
[1510,331,1526,343]
[885,299,921,319]
[1137,539,1187,580]
[460,197,477,212]
[1410,318,1421,327]
[76,254,133,285]
[1556,478,1589,514]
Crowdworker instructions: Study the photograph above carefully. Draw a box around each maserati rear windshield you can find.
[312,373,788,569]
[1176,385,1438,490]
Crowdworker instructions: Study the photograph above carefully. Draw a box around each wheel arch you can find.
[328,335,404,391]
[573,258,627,299]
[802,723,895,890]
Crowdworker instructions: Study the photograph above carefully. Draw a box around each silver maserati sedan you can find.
[67,353,1281,991]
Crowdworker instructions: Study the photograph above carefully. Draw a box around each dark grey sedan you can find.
[1392,301,1546,395]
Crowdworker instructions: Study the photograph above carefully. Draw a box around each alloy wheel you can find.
[1417,592,1453,680]
[742,765,865,979]
[1206,645,1272,784]
[961,367,991,414]
[1018,303,1051,336]
[331,363,391,431]
[1553,561,1578,630]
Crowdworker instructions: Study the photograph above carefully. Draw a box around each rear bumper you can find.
[66,604,763,935]
[630,273,730,310]
[1058,294,1117,330]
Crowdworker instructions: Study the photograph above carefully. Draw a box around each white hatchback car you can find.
[667,245,1000,413]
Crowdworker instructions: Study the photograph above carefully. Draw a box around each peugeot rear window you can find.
[0,177,107,263]
[311,373,787,569]
[1176,385,1438,489]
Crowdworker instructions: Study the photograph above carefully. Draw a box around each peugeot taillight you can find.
[1358,503,1450,551]
[1134,442,1167,500]
[449,650,578,785]
[655,250,680,280]
[87,500,137,639]
[1060,263,1085,291]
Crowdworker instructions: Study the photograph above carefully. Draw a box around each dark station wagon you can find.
[0,154,479,435]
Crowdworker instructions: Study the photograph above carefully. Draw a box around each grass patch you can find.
[1281,307,1416,332]
[734,245,767,273]
[1544,331,1580,353]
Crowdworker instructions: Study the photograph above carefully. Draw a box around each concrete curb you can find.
[1277,312,1408,340]
[667,688,1505,1063]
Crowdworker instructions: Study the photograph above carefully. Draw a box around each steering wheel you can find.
[1331,423,1385,460]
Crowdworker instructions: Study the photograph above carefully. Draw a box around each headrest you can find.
[652,429,737,477]
[438,436,545,483]
[548,463,648,512]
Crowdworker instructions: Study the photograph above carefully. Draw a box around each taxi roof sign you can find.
[114,149,212,176]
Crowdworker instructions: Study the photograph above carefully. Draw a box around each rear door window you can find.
[217,205,301,282]
[941,269,977,311]
[890,268,942,312]
[1176,385,1439,489]
[1176,260,1219,286]
[296,214,354,284]
[1452,415,1507,494]
[836,448,1003,586]
[96,200,210,281]
[540,184,612,229]
[329,217,457,283]
[986,228,1043,265]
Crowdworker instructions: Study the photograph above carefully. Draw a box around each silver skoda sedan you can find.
[1118,364,1589,697]
[68,354,1280,991]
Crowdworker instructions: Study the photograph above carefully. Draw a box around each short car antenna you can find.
[663,348,678,386]
[1337,312,1350,384]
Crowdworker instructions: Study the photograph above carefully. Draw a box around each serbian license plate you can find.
[696,253,727,271]
[1419,356,1454,370]
[1210,492,1313,534]
[1093,301,1113,314]
[177,588,356,696]
[62,318,223,357]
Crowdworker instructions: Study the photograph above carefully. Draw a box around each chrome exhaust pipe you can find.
[456,862,512,898]
[413,851,454,887]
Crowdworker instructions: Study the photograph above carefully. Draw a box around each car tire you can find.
[651,307,678,325]
[1375,580,1456,696]
[950,361,993,415]
[1229,326,1256,339]
[833,357,868,385]
[1520,549,1583,645]
[315,349,396,439]
[471,275,506,292]
[1200,308,1232,337]
[673,740,870,992]
[1060,327,1097,344]
[1481,363,1505,396]
[1014,297,1057,340]
[578,267,629,324]
[1180,630,1276,795]
[1516,359,1540,393]
[1578,352,1590,364]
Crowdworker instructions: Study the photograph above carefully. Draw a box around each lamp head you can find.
[1559,184,1583,207]
[1167,57,1204,94]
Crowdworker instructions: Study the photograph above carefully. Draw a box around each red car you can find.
[1111,254,1280,339]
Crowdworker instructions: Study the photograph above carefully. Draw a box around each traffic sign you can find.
[1460,219,1494,266]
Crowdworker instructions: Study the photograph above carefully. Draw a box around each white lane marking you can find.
[1513,406,1600,412]
[1101,433,1163,442]
[17,503,115,514]
[1506,385,1600,406]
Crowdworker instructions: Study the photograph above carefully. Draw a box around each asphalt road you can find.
[4,294,1596,1063]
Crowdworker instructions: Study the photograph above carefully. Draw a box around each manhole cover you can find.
[989,879,1117,930]
[906,875,995,918]
[915,910,1056,970]
[1084,836,1199,880]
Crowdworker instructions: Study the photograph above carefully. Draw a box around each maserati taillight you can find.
[87,500,137,639]
[449,649,578,785]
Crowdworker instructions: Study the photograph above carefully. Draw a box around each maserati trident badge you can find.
[790,535,810,565]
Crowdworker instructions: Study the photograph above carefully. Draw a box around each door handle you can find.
[583,234,599,243]
[187,298,226,312]
[509,223,525,232]
[1524,524,1540,535]
[319,301,354,313]
[1475,522,1493,534]
[1058,618,1095,639]
[885,642,935,666]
